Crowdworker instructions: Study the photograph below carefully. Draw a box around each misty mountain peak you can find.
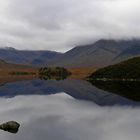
[0,47,16,51]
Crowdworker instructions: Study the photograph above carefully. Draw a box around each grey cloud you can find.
[0,0,140,51]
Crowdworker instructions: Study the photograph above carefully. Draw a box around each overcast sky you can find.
[0,0,140,52]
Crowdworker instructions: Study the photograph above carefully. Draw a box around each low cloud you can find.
[0,0,140,51]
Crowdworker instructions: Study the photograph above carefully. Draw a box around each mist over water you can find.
[0,93,140,140]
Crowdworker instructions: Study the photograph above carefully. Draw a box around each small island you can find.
[39,67,71,80]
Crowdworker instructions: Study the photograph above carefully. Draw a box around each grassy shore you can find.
[0,61,97,82]
[68,67,96,79]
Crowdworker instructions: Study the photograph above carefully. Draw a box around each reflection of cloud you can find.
[0,93,140,140]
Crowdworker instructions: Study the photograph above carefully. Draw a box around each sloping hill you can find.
[113,45,140,62]
[0,59,38,76]
[89,57,140,79]
[52,39,140,68]
[0,47,62,66]
[1,39,140,68]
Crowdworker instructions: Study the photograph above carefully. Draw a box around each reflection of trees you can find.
[89,80,140,101]
[39,67,71,81]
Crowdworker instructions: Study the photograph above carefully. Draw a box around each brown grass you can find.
[0,62,97,84]
[0,63,39,85]
[0,63,38,76]
[68,67,96,79]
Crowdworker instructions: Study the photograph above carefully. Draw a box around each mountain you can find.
[51,39,140,68]
[0,59,6,64]
[113,45,140,62]
[89,56,140,79]
[1,39,140,67]
[0,48,62,66]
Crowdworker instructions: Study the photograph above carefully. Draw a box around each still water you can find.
[0,79,140,140]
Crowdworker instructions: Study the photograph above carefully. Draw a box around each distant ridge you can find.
[0,47,62,66]
[51,39,140,67]
[1,39,140,67]
[0,47,16,51]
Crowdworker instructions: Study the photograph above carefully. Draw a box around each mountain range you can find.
[1,39,140,68]
[0,47,62,66]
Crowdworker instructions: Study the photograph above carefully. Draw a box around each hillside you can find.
[0,59,38,76]
[113,45,140,62]
[68,67,96,79]
[0,47,62,66]
[51,39,140,68]
[89,57,140,79]
[0,60,37,86]
[1,39,140,68]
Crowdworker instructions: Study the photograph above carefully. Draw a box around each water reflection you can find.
[0,79,140,106]
[89,80,140,101]
[0,94,140,140]
[0,79,140,139]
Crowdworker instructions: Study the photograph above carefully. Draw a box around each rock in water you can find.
[0,121,20,133]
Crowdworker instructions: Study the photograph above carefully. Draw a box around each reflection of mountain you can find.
[0,79,139,106]
[89,80,140,102]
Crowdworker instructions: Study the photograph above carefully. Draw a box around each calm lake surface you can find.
[0,79,140,140]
